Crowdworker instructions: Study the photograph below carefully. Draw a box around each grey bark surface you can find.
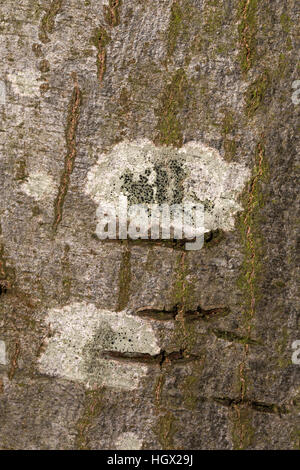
[0,0,299,450]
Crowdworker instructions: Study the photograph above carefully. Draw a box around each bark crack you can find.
[52,76,82,233]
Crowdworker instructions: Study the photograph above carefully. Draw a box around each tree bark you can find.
[0,0,299,449]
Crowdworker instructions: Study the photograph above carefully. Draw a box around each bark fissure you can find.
[53,77,82,232]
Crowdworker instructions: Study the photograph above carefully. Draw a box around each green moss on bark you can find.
[167,1,183,57]
[91,27,111,85]
[104,0,122,27]
[75,389,104,450]
[155,69,188,148]
[237,0,258,73]
[245,72,270,117]
[231,404,254,450]
[155,412,177,450]
[117,248,132,311]
[39,0,63,43]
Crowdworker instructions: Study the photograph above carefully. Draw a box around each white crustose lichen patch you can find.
[85,139,250,233]
[0,340,7,365]
[21,171,57,202]
[38,302,160,390]
[0,81,6,104]
[115,432,143,450]
[8,70,40,97]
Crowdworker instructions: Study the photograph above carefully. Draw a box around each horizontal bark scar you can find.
[100,349,200,366]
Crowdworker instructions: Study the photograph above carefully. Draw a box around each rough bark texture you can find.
[0,0,299,450]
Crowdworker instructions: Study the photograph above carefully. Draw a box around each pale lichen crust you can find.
[85,139,250,233]
[38,302,160,390]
